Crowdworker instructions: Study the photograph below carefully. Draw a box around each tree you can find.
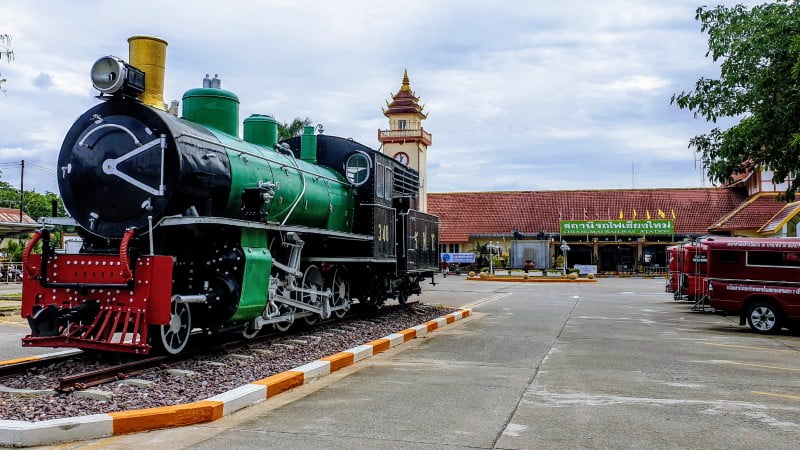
[0,34,13,94]
[0,180,65,220]
[278,117,312,140]
[671,1,800,199]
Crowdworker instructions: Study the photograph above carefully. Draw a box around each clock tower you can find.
[378,70,432,212]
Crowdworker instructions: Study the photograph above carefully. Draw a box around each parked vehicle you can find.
[667,242,708,302]
[666,245,680,294]
[703,236,800,333]
[679,242,708,302]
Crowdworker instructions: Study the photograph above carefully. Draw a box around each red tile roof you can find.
[428,188,748,242]
[0,208,35,223]
[710,193,788,232]
[758,201,800,234]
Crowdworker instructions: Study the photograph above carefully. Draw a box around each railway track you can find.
[2,302,424,394]
[57,355,170,392]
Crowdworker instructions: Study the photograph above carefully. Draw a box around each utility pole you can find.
[19,159,24,222]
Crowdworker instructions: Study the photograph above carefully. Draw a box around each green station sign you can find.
[560,220,674,235]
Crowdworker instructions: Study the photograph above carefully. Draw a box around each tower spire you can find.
[401,68,411,91]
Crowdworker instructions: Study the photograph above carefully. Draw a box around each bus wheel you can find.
[747,302,782,334]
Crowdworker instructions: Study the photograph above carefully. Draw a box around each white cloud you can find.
[0,0,765,197]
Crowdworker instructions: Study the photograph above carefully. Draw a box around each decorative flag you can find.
[633,209,637,219]
[619,210,624,219]
[558,210,562,221]
[671,209,676,219]
[583,207,588,220]
[658,209,666,218]
[646,210,651,220]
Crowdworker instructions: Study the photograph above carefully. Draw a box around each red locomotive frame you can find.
[21,229,173,354]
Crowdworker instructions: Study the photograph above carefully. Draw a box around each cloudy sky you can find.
[0,0,762,197]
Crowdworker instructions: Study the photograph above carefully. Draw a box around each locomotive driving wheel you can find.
[330,267,350,319]
[153,299,192,355]
[301,265,324,325]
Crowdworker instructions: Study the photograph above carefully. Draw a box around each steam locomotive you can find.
[20,36,438,355]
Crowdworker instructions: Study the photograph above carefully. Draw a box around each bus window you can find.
[748,251,800,267]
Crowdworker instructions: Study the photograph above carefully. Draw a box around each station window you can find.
[397,119,407,130]
[449,244,460,253]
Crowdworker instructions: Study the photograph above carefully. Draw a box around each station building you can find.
[377,72,800,272]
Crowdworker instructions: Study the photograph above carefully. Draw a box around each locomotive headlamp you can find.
[90,56,145,96]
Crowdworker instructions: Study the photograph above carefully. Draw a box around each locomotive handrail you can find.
[22,229,45,279]
[281,150,307,226]
[175,132,349,186]
[119,228,136,282]
[79,123,141,146]
[158,215,374,241]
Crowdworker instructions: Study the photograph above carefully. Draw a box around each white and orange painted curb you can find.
[0,308,471,447]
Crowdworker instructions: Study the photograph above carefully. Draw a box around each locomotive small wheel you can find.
[156,300,192,355]
[747,302,783,334]
[302,265,324,325]
[397,288,409,305]
[242,320,260,339]
[273,303,295,332]
[330,268,350,319]
[366,292,385,310]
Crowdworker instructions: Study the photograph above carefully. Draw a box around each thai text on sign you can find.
[560,220,674,235]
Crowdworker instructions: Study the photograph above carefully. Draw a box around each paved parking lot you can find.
[6,277,800,448]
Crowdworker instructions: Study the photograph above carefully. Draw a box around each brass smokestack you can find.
[127,36,167,110]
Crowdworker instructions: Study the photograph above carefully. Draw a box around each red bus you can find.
[703,236,800,333]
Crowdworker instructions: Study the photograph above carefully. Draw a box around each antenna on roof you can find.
[694,152,705,187]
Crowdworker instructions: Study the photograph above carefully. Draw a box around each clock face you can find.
[394,152,410,165]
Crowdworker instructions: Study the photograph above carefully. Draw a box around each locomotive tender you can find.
[21,36,438,355]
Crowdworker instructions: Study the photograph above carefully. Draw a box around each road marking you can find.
[752,391,800,401]
[712,360,800,372]
[700,342,800,353]
[462,292,511,309]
